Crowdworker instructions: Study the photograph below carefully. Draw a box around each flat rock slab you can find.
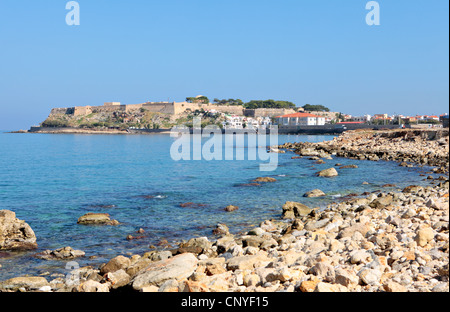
[132,253,198,290]
[303,189,326,198]
[0,276,49,291]
[77,213,119,225]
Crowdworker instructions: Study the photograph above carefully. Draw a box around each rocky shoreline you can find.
[0,129,448,292]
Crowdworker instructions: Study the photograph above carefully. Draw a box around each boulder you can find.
[414,226,434,247]
[0,276,49,292]
[213,223,230,236]
[282,201,313,219]
[369,195,394,208]
[131,253,198,290]
[103,269,131,289]
[100,255,131,275]
[75,280,110,292]
[358,268,382,286]
[314,282,348,292]
[0,210,37,251]
[402,185,424,194]
[226,254,268,271]
[77,213,119,225]
[316,168,338,177]
[303,189,326,198]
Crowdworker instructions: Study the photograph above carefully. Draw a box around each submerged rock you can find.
[303,189,326,198]
[77,213,119,225]
[316,168,338,177]
[224,205,239,212]
[36,246,85,260]
[252,177,277,183]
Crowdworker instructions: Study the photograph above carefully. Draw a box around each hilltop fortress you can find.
[49,101,297,118]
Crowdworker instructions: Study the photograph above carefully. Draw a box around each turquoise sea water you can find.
[0,132,439,280]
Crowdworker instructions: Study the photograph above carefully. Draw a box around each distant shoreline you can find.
[6,123,419,136]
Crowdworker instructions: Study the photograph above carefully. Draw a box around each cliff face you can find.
[41,105,175,130]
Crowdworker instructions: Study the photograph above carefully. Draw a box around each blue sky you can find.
[0,0,448,130]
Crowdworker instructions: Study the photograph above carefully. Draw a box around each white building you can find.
[223,115,273,129]
[349,115,371,122]
[276,113,326,126]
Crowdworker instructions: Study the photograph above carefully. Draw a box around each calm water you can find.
[0,132,438,279]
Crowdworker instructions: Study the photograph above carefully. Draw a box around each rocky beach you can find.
[0,129,448,293]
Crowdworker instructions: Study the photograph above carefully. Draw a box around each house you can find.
[223,115,243,129]
[347,115,371,123]
[440,114,449,128]
[275,112,326,126]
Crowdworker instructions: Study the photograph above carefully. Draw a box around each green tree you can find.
[243,100,296,109]
[186,96,209,104]
[302,104,330,112]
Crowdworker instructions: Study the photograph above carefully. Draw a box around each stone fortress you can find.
[48,100,298,119]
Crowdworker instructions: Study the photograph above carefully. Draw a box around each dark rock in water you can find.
[88,204,116,209]
[224,205,239,212]
[303,189,326,198]
[126,235,145,241]
[382,184,397,187]
[213,223,230,236]
[0,210,38,251]
[0,251,11,258]
[35,246,85,260]
[339,164,358,169]
[402,185,424,194]
[252,177,277,183]
[235,183,261,187]
[180,202,207,208]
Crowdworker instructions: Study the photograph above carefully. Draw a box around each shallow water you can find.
[0,132,439,279]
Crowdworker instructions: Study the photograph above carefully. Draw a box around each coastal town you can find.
[26,96,449,134]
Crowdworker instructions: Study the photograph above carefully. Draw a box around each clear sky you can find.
[0,0,448,130]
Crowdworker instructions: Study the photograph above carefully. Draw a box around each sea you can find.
[0,131,439,280]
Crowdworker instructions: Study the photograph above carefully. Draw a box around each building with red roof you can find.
[275,112,326,126]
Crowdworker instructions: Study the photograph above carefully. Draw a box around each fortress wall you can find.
[173,102,203,115]
[173,102,245,115]
[206,104,244,115]
[141,102,175,114]
[244,108,296,118]
[74,106,93,116]
[90,105,127,114]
